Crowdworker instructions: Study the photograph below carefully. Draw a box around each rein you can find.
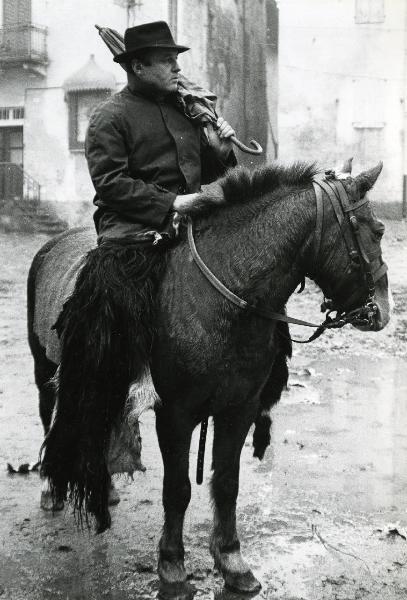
[187,217,321,329]
[190,172,387,484]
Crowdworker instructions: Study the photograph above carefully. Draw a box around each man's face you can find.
[134,49,181,94]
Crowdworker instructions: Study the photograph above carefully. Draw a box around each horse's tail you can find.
[40,239,167,532]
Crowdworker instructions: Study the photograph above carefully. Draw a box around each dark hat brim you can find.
[114,44,189,63]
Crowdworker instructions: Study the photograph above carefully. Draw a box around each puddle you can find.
[281,384,321,405]
[264,355,407,514]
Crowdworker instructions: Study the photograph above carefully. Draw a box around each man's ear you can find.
[131,58,143,75]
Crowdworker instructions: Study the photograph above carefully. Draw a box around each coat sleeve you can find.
[85,108,176,228]
[199,130,237,185]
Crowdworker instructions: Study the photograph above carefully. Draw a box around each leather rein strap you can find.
[187,217,321,329]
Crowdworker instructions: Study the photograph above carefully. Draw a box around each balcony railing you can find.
[0,163,41,203]
[0,24,48,66]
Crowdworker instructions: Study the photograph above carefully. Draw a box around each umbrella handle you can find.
[230,135,263,155]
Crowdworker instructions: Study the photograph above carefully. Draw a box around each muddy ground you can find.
[0,220,406,600]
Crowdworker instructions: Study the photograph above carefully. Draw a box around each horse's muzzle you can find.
[353,299,390,332]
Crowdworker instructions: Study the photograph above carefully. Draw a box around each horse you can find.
[27,160,390,594]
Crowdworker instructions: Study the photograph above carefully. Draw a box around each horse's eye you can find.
[373,222,385,240]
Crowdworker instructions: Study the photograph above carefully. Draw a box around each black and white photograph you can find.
[0,0,406,598]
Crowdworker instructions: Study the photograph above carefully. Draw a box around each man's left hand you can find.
[205,117,235,160]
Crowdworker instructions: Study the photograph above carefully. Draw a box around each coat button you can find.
[177,185,186,194]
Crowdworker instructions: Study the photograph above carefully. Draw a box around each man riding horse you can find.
[33,20,390,593]
[85,19,237,383]
[40,21,237,527]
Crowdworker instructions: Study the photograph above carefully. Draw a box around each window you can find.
[352,78,385,128]
[64,55,115,150]
[67,91,110,151]
[355,0,385,24]
[3,0,31,25]
[67,90,111,150]
[0,106,24,121]
[354,128,384,168]
[0,127,23,165]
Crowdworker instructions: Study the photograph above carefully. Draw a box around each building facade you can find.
[0,0,273,227]
[278,0,407,217]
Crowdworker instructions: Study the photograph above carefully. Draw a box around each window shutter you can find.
[3,0,31,25]
[353,78,385,128]
[355,0,385,24]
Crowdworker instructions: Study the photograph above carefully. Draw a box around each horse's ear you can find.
[341,157,353,174]
[354,162,383,198]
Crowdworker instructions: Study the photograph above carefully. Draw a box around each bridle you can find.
[187,170,388,344]
[310,171,388,333]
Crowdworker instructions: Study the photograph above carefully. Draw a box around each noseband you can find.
[187,171,387,344]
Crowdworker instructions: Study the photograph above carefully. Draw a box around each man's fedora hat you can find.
[114,21,189,63]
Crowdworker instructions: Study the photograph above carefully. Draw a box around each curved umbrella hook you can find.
[230,135,263,155]
[95,25,263,156]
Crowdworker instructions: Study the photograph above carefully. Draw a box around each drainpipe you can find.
[168,0,178,40]
[242,0,248,141]
[125,1,143,28]
[403,2,407,218]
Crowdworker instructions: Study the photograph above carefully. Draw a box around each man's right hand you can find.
[172,193,199,214]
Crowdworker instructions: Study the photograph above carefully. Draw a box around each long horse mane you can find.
[187,161,320,219]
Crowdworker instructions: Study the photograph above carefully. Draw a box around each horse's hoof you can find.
[108,484,120,506]
[224,570,262,594]
[158,581,196,600]
[40,490,64,512]
[158,559,187,585]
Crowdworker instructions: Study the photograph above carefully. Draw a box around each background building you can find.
[2,0,404,227]
[0,0,273,230]
[278,0,407,217]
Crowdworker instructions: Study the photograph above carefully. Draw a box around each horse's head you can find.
[312,159,390,332]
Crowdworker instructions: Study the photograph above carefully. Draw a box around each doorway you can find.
[0,127,24,200]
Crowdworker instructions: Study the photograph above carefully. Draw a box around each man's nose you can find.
[173,61,181,73]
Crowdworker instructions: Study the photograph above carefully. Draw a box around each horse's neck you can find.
[197,188,315,310]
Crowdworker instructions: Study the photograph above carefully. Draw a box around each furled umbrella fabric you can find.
[95,25,262,155]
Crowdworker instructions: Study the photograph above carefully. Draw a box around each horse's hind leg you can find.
[28,339,65,512]
[156,404,195,584]
[211,408,261,593]
[29,331,58,435]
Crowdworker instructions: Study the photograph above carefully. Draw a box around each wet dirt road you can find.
[1,222,407,600]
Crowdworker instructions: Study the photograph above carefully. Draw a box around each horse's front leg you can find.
[156,404,195,584]
[211,408,261,593]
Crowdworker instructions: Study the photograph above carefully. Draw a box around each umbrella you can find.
[95,25,262,155]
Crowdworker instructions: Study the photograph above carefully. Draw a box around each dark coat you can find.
[85,86,236,240]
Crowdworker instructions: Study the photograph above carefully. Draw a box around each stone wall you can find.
[278,0,405,216]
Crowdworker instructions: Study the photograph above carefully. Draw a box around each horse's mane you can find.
[221,161,319,204]
[186,161,320,218]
